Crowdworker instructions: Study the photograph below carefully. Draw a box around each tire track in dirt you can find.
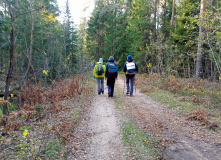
[115,76,221,160]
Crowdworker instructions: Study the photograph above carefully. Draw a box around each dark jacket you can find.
[123,59,138,77]
[105,58,118,85]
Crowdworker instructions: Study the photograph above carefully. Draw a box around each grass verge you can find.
[122,121,160,160]
[114,85,162,160]
[148,89,196,114]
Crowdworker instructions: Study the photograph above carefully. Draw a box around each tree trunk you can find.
[23,0,34,82]
[3,0,18,116]
[154,0,157,38]
[196,0,206,78]
[170,0,175,36]
[114,0,117,56]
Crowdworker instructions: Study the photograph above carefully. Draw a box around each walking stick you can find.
[123,78,125,94]
[134,77,136,94]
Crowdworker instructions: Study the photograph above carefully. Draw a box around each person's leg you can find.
[111,82,115,97]
[107,84,111,97]
[126,75,130,94]
[101,78,104,94]
[96,78,101,94]
[107,78,111,97]
[130,76,135,95]
[107,79,111,97]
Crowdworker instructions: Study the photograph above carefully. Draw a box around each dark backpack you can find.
[108,63,117,74]
[96,64,104,75]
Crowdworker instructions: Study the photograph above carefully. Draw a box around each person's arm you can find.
[135,63,138,72]
[105,63,108,78]
[93,65,97,77]
[116,64,118,79]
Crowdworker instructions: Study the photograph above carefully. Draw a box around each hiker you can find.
[93,58,106,95]
[123,55,138,97]
[105,56,118,97]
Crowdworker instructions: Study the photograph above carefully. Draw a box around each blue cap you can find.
[127,55,132,59]
[99,58,103,63]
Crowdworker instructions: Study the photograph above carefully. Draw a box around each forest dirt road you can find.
[71,82,126,160]
[72,76,221,160]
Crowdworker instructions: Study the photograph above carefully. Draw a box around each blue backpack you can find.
[126,61,136,75]
[108,63,117,74]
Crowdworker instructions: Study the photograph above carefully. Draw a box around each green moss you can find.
[18,126,34,131]
[14,144,22,151]
[23,148,28,152]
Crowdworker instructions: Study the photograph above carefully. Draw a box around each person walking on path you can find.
[123,55,138,97]
[105,56,118,97]
[93,58,106,95]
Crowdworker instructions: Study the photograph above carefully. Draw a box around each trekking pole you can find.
[135,77,136,94]
[123,78,125,94]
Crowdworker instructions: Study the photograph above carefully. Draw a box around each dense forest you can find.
[0,0,221,159]
[0,0,221,111]
[86,0,221,79]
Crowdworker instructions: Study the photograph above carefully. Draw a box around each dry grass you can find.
[185,107,208,123]
[136,73,220,108]
[135,73,221,130]
[1,74,92,132]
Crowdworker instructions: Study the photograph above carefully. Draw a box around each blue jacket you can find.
[123,59,138,76]
[105,58,118,85]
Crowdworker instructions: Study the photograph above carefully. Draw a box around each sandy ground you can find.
[71,82,126,160]
[72,77,221,160]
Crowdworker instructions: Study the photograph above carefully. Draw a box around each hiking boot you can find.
[126,92,129,95]
[108,93,111,97]
[130,95,133,97]
[102,91,104,94]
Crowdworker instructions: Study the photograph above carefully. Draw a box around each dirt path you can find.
[116,76,221,160]
[72,83,126,160]
[72,77,221,160]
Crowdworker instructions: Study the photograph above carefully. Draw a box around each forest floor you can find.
[71,76,221,160]
[1,74,221,159]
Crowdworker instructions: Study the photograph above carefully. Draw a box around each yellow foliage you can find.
[23,130,28,137]
[41,9,57,24]
[146,44,149,50]
[147,63,152,68]
[43,70,49,75]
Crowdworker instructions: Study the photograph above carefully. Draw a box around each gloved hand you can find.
[94,77,95,79]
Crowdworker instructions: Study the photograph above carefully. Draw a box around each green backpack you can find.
[96,64,104,75]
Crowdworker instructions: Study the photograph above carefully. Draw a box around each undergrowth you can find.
[0,73,95,159]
